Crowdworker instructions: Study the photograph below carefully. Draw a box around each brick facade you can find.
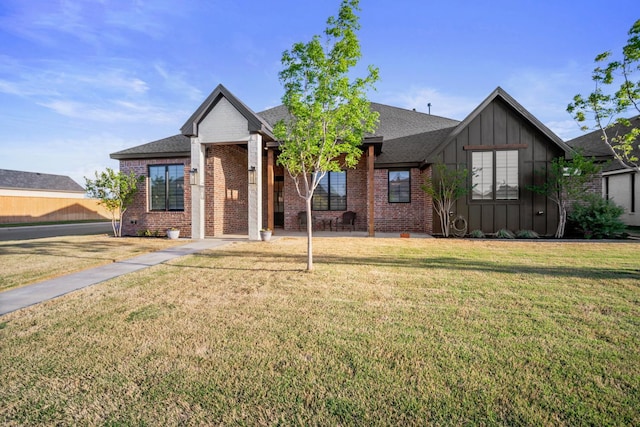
[206,144,248,236]
[373,166,433,233]
[120,151,435,237]
[120,158,192,237]
[282,155,371,232]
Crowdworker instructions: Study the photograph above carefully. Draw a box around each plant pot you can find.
[260,230,272,241]
[400,232,410,238]
[167,229,180,239]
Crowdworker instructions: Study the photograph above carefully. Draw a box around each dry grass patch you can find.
[0,238,638,425]
[0,235,186,291]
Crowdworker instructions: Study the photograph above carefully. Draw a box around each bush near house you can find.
[569,195,627,239]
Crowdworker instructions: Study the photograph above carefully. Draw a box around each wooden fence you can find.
[0,196,110,224]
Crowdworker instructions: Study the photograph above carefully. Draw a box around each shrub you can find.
[515,229,540,239]
[495,229,515,239]
[569,195,626,239]
[469,229,485,238]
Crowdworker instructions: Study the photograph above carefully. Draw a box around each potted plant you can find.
[167,227,180,239]
[260,228,272,241]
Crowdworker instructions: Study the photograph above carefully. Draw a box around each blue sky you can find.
[0,0,637,186]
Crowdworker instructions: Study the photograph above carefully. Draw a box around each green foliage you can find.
[85,168,143,237]
[567,19,640,168]
[527,152,601,238]
[274,0,378,270]
[469,229,485,238]
[421,163,470,237]
[495,229,515,239]
[515,229,540,239]
[569,195,626,239]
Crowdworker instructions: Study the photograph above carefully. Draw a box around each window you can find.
[388,170,410,203]
[472,150,518,200]
[312,171,346,210]
[149,165,184,211]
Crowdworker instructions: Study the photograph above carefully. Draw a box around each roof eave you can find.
[110,152,190,160]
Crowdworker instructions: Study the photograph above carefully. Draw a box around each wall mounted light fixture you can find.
[248,166,256,185]
[189,168,198,185]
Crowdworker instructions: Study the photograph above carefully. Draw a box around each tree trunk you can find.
[555,202,567,239]
[111,216,118,237]
[306,197,313,271]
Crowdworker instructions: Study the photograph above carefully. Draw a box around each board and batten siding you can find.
[434,97,563,236]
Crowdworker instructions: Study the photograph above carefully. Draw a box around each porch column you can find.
[267,148,275,232]
[248,133,263,241]
[191,138,205,239]
[368,145,375,237]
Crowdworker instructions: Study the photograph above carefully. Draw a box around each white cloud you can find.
[37,98,180,124]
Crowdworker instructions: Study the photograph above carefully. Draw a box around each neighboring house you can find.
[111,84,572,239]
[0,169,85,198]
[567,116,640,227]
[0,169,109,223]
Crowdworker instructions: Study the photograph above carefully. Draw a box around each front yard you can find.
[0,235,185,292]
[1,237,638,425]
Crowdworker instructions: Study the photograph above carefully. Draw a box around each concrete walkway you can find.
[0,239,237,317]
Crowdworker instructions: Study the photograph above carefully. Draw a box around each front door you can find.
[274,176,284,228]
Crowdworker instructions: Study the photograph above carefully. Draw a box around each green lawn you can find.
[1,237,638,425]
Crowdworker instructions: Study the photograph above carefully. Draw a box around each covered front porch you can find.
[183,85,379,240]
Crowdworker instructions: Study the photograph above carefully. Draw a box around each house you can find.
[567,116,640,227]
[111,84,572,239]
[0,169,109,223]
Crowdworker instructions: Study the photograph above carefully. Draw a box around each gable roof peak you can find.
[180,84,274,140]
[452,86,570,152]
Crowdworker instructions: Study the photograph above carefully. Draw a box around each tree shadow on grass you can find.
[0,238,169,261]
[179,250,640,282]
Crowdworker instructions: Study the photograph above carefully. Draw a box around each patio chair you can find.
[336,211,356,231]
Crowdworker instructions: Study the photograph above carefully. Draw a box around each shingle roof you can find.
[111,134,190,160]
[375,126,458,167]
[256,103,460,141]
[111,86,566,169]
[113,102,460,162]
[566,115,640,172]
[0,169,85,192]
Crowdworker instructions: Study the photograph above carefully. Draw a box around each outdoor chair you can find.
[336,211,356,231]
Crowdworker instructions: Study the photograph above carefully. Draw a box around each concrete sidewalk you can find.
[0,239,237,317]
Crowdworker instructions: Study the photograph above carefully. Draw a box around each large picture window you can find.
[312,171,346,210]
[149,165,184,211]
[472,150,518,200]
[388,170,410,203]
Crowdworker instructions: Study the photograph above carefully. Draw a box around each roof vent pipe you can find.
[427,103,431,115]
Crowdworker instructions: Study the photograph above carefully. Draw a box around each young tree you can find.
[420,163,470,237]
[274,0,379,271]
[567,19,640,170]
[85,168,143,237]
[527,153,600,238]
